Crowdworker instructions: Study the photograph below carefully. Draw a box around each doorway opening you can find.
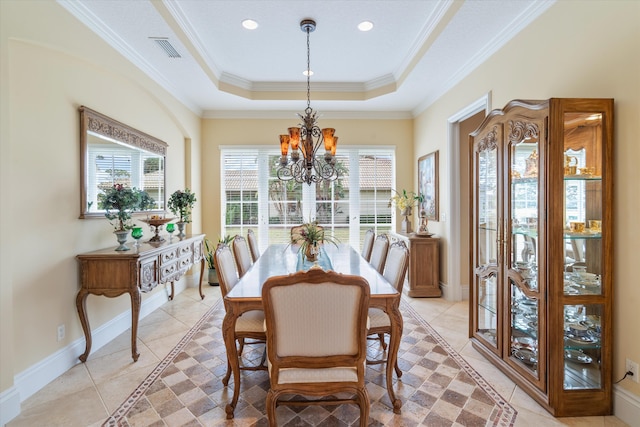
[445,93,490,301]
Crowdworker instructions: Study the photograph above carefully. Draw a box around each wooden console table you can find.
[76,234,205,362]
[389,232,441,297]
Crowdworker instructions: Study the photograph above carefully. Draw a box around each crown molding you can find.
[57,0,202,115]
[202,109,413,120]
[413,0,555,115]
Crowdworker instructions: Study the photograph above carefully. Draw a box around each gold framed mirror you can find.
[79,106,167,218]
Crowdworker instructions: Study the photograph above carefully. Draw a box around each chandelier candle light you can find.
[277,19,339,185]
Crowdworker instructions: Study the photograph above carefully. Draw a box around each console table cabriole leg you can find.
[129,289,141,362]
[198,258,205,300]
[76,289,91,363]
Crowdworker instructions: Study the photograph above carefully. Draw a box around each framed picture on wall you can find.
[418,150,439,221]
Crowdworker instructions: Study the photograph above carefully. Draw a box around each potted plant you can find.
[292,219,339,262]
[204,235,235,286]
[98,184,155,251]
[168,188,197,237]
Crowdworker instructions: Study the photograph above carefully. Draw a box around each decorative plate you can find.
[513,348,538,365]
[564,349,593,364]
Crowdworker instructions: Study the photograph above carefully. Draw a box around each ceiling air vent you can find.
[150,37,181,58]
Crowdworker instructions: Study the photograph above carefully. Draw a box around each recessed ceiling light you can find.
[242,19,258,30]
[358,21,374,32]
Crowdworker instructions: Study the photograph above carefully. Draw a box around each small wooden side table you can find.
[390,232,441,297]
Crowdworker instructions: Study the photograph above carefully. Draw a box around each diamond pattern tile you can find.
[103,299,516,426]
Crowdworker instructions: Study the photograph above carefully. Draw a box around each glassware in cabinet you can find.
[563,304,603,390]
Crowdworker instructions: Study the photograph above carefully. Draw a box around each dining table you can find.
[221,243,403,419]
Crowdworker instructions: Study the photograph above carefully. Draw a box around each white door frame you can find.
[444,92,492,301]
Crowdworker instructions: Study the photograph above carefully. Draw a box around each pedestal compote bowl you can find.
[140,217,174,243]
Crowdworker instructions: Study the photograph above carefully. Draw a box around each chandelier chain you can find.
[306,26,311,113]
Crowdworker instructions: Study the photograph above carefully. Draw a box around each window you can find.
[220,148,394,252]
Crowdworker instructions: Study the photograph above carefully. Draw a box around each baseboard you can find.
[461,284,469,301]
[439,282,469,302]
[0,385,20,426]
[6,287,172,424]
[614,385,640,427]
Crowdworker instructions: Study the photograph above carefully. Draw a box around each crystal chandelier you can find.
[277,19,339,185]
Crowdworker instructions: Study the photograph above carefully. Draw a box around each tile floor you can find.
[7,278,629,427]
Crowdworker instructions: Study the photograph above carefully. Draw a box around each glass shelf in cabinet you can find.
[478,301,498,315]
[564,365,602,390]
[511,177,539,184]
[563,231,601,239]
[512,321,538,339]
[479,224,499,232]
[512,227,539,237]
[563,175,602,181]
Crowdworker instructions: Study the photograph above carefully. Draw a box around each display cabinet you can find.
[469,98,613,416]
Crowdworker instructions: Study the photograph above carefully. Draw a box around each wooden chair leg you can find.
[394,360,402,378]
[266,389,278,427]
[222,360,232,385]
[378,333,387,350]
[356,387,370,427]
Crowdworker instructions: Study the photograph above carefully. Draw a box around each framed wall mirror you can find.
[79,106,168,218]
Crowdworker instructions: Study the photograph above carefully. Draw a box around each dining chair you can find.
[213,243,266,385]
[368,234,389,274]
[232,235,253,278]
[367,241,409,377]
[262,268,371,427]
[247,229,260,262]
[361,228,375,262]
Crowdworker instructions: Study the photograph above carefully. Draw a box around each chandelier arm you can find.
[312,158,339,182]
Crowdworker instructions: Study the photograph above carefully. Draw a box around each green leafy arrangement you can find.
[293,219,339,255]
[98,184,154,231]
[168,188,197,223]
[204,235,235,269]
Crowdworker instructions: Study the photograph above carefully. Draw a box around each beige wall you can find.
[1,0,201,394]
[200,119,414,240]
[2,0,638,418]
[413,0,640,397]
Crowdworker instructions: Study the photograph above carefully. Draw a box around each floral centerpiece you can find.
[388,189,424,233]
[292,219,339,262]
[98,184,154,251]
[388,189,423,213]
[168,188,196,237]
